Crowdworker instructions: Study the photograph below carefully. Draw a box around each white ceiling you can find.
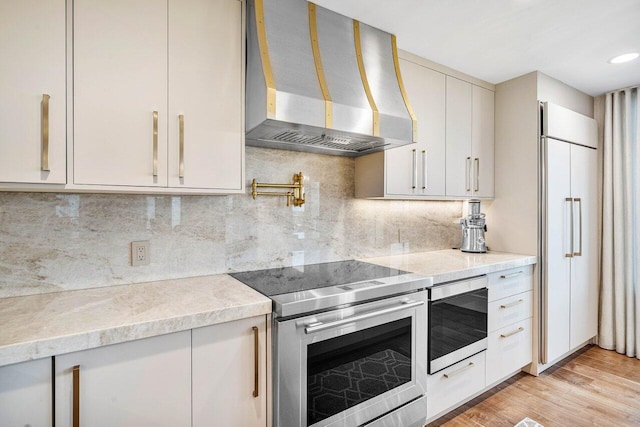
[312,0,640,96]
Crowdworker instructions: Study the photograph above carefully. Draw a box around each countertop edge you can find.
[0,299,271,368]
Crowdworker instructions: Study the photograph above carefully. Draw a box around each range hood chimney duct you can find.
[246,0,417,157]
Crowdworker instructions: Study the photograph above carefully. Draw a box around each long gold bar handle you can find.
[574,198,582,256]
[500,327,525,339]
[178,115,185,178]
[500,299,524,309]
[443,362,474,379]
[465,157,471,192]
[500,271,523,279]
[72,365,80,427]
[474,158,480,192]
[421,150,427,190]
[41,94,50,171]
[565,197,574,258]
[153,111,158,177]
[411,149,417,189]
[252,326,259,398]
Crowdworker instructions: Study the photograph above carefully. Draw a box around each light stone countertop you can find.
[0,249,536,368]
[362,249,537,284]
[0,274,271,367]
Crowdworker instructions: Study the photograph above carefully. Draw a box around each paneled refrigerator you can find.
[540,102,598,364]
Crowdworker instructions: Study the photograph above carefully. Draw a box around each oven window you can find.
[306,317,412,426]
[429,288,488,362]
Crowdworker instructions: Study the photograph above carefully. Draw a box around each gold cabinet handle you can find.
[252,326,259,398]
[500,271,523,279]
[72,365,80,427]
[153,111,159,177]
[411,149,417,189]
[574,198,582,256]
[443,361,474,379]
[474,158,480,192]
[421,149,427,190]
[41,94,50,171]
[178,115,185,178]
[465,157,471,192]
[501,326,525,339]
[565,197,574,258]
[500,299,524,309]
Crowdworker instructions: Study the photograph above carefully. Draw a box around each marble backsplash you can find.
[0,147,462,298]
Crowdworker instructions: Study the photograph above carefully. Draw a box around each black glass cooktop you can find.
[230,260,410,297]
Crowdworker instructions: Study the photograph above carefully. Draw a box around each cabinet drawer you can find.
[488,265,533,302]
[488,290,533,332]
[486,317,533,386]
[427,351,485,419]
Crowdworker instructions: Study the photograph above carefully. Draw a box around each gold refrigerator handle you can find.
[574,198,582,256]
[72,365,80,427]
[565,198,574,257]
[152,111,159,177]
[474,158,480,192]
[179,115,185,179]
[465,157,471,192]
[41,94,50,171]
[252,326,259,398]
[421,150,426,190]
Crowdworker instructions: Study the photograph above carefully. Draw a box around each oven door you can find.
[275,291,427,427]
[428,278,488,374]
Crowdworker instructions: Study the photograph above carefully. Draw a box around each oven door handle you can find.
[304,300,424,334]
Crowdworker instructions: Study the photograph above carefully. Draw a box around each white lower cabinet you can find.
[192,315,267,427]
[427,351,486,419]
[0,358,52,427]
[54,332,191,427]
[486,318,533,386]
[488,290,533,333]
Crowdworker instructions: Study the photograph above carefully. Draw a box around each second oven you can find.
[428,276,488,374]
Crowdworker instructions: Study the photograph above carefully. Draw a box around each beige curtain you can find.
[599,86,640,358]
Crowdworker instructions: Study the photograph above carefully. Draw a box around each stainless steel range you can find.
[231,260,433,427]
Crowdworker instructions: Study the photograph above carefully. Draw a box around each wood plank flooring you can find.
[429,346,640,427]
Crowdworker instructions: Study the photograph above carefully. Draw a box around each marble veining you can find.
[0,274,271,367]
[362,249,537,284]
[0,147,463,298]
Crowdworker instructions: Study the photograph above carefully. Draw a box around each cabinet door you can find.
[471,86,494,198]
[544,138,571,363]
[386,60,445,197]
[445,77,472,197]
[168,0,243,191]
[570,144,598,348]
[0,358,52,427]
[193,315,267,427]
[55,332,191,427]
[73,0,168,187]
[0,0,66,184]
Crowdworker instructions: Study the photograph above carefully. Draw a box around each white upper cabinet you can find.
[355,58,447,199]
[445,76,473,197]
[71,0,244,193]
[0,0,66,185]
[385,59,446,197]
[445,77,494,198]
[471,85,495,198]
[167,0,243,190]
[73,0,169,187]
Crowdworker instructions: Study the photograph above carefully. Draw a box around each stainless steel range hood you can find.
[246,0,417,157]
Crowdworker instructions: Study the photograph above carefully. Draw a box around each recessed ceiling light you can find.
[609,53,639,64]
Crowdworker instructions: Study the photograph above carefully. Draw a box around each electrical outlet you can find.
[131,241,150,266]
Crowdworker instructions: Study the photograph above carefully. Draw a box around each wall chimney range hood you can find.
[246,0,417,157]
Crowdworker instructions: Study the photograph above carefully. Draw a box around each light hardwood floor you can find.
[429,346,640,427]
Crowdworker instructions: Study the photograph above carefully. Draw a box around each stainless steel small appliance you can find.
[427,276,488,373]
[460,199,488,253]
[231,260,433,427]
